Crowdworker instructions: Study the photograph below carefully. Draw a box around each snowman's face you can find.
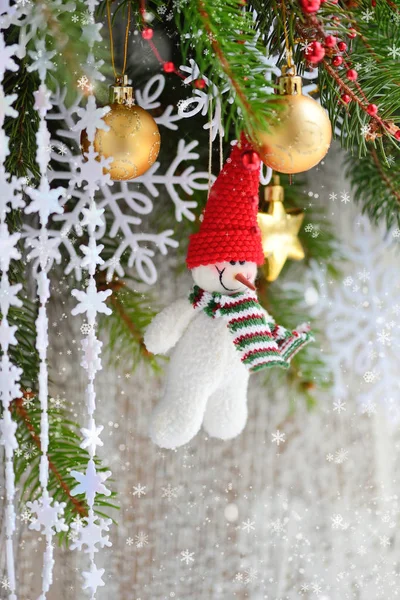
[191,261,258,294]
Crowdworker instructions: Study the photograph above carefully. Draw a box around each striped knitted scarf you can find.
[189,285,312,373]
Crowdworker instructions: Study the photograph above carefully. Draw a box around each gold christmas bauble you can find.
[81,76,160,181]
[255,68,332,174]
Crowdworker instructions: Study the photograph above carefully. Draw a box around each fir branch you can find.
[345,144,400,228]
[12,396,88,518]
[97,276,161,372]
[175,0,281,138]
[11,394,118,537]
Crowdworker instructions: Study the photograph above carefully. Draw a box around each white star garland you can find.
[0,31,23,600]
[68,5,113,597]
[23,44,67,598]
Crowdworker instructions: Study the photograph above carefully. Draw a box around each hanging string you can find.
[208,96,213,197]
[281,1,294,70]
[219,127,223,172]
[106,0,132,78]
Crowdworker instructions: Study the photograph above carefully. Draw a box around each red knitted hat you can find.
[186,134,264,269]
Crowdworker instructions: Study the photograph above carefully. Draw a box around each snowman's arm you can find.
[261,307,313,363]
[144,297,196,355]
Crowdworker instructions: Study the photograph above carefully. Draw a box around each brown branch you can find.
[12,396,88,517]
[109,294,151,358]
[95,273,151,358]
[369,146,400,205]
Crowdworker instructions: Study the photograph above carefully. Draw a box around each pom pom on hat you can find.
[186,134,264,269]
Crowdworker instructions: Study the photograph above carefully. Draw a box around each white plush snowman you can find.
[144,137,312,449]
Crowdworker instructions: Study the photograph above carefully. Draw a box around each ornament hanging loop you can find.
[106,0,132,78]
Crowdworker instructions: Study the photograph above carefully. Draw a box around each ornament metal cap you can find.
[264,174,284,203]
[109,74,135,105]
[277,65,302,96]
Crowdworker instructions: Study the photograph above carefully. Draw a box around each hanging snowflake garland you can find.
[0,31,24,600]
[23,42,68,599]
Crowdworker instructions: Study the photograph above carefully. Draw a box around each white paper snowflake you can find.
[40,76,211,284]
[70,458,111,506]
[70,513,112,557]
[288,213,400,422]
[27,496,68,536]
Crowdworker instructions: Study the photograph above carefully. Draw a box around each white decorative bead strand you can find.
[0,32,25,600]
[23,49,68,600]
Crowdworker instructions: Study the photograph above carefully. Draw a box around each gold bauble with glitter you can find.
[257,175,305,281]
[81,76,160,181]
[255,67,331,174]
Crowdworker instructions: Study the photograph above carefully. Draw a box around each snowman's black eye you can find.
[239,260,246,265]
[229,260,236,265]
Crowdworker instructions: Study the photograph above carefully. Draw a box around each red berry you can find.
[241,150,261,171]
[141,28,153,40]
[348,27,357,39]
[305,41,325,63]
[367,103,378,116]
[332,55,343,67]
[337,41,347,52]
[325,35,336,48]
[395,130,400,140]
[163,62,175,73]
[341,93,351,104]
[300,0,321,13]
[346,69,358,81]
[194,78,206,89]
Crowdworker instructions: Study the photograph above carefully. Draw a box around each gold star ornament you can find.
[257,175,305,281]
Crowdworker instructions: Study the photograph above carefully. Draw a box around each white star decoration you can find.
[73,145,112,197]
[27,495,68,536]
[0,167,24,216]
[0,417,18,450]
[70,513,112,557]
[33,83,52,116]
[80,334,103,375]
[80,421,104,455]
[0,320,17,350]
[27,39,56,81]
[26,230,61,269]
[0,357,22,407]
[82,563,105,594]
[73,94,110,143]
[81,202,105,231]
[0,276,22,315]
[25,179,65,224]
[0,87,17,125]
[0,223,21,271]
[70,459,111,506]
[71,279,112,323]
[80,238,104,271]
[0,33,18,78]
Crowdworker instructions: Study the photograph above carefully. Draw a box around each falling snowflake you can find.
[126,537,134,546]
[241,518,255,533]
[361,9,374,22]
[132,483,147,498]
[180,549,195,564]
[244,567,258,584]
[387,44,400,60]
[135,531,149,548]
[340,191,351,204]
[161,483,179,501]
[335,448,349,464]
[333,399,346,414]
[271,430,285,446]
